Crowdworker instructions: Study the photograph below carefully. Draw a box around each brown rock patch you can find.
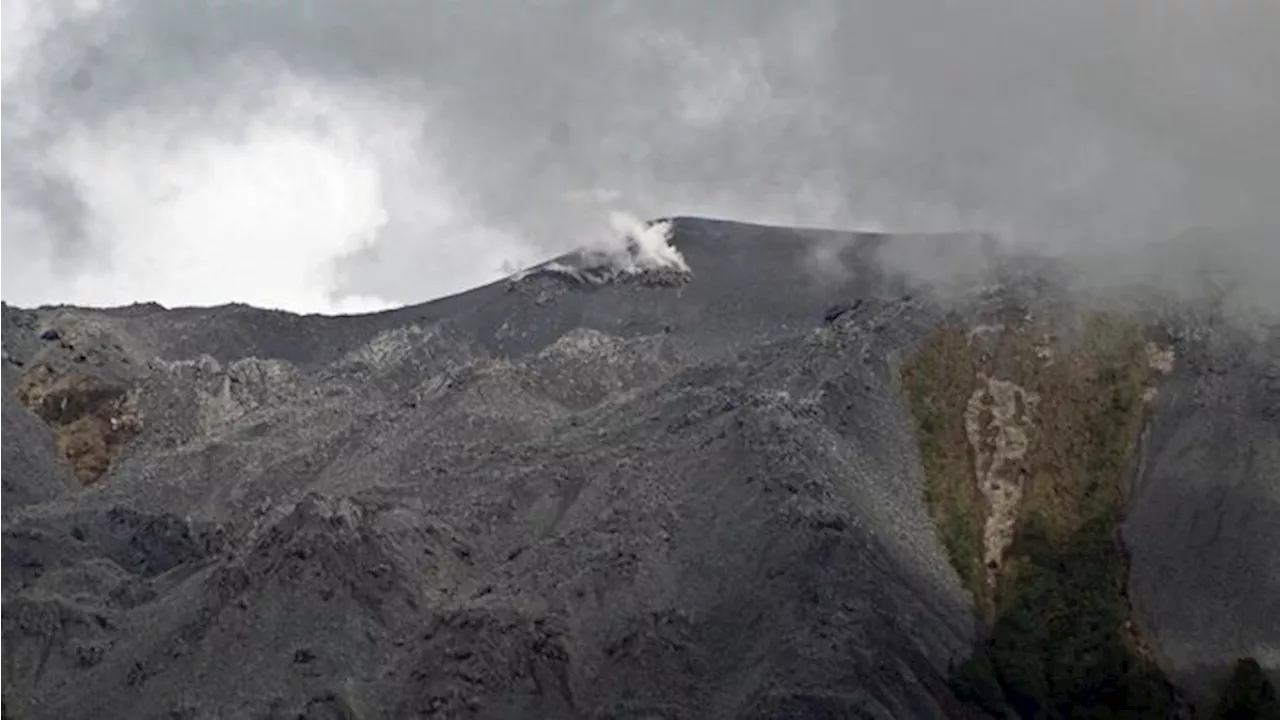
[15,363,142,484]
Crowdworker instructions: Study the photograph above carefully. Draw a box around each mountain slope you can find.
[2,217,1276,719]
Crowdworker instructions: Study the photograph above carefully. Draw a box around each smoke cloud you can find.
[2,0,1278,315]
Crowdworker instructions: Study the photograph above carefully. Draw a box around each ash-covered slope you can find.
[1,219,980,720]
[2,217,1277,719]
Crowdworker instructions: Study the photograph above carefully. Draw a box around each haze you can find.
[2,0,1277,315]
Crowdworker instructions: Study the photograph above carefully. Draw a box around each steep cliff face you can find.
[1126,318,1280,709]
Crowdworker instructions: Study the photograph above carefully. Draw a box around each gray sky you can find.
[2,0,1278,314]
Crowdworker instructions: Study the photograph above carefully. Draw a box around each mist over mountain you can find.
[3,1,1278,315]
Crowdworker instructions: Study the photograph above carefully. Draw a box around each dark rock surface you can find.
[2,217,1276,718]
[1125,317,1280,705]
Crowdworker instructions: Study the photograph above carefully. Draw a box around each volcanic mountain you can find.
[3,218,1277,719]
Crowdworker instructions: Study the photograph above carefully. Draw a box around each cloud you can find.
[2,0,1278,314]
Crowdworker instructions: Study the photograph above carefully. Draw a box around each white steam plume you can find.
[601,211,689,274]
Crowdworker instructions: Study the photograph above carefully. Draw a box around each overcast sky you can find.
[2,0,1277,314]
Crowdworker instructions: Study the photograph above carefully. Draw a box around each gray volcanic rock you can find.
[0,220,975,720]
[1,309,105,511]
[1125,318,1280,703]
[2,217,1276,718]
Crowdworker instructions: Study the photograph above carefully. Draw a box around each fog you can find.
[2,0,1277,315]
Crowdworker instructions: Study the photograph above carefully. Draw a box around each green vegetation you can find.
[901,311,1181,717]
[1211,658,1279,720]
[950,514,1176,717]
[899,324,985,600]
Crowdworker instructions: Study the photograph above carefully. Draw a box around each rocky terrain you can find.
[2,217,1277,719]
